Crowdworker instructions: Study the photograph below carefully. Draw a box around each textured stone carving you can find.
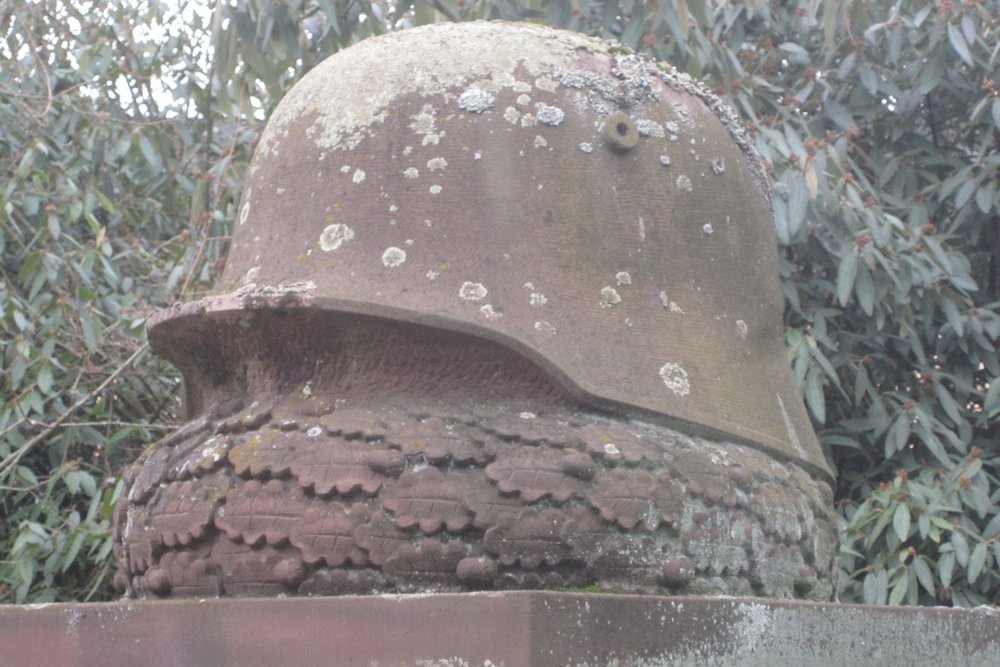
[113,22,839,601]
[116,394,837,599]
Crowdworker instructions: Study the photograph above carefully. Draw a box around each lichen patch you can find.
[457,87,496,113]
[426,157,448,171]
[615,271,632,286]
[536,105,566,126]
[736,319,749,339]
[352,168,366,184]
[319,224,356,251]
[534,320,556,335]
[676,174,693,192]
[381,247,407,267]
[599,286,622,308]
[459,281,488,301]
[659,362,691,396]
[480,304,502,320]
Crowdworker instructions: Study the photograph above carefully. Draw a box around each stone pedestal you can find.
[2,592,997,666]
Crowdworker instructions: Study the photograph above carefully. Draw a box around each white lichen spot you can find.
[529,292,547,307]
[603,443,621,457]
[403,146,413,156]
[534,320,556,336]
[238,196,251,226]
[301,382,313,398]
[658,291,685,314]
[711,158,726,175]
[427,157,448,171]
[579,142,594,154]
[422,133,441,146]
[659,155,672,167]
[429,184,442,195]
[516,94,532,106]
[659,362,691,396]
[352,168,366,184]
[319,223,355,251]
[389,204,398,212]
[671,102,692,125]
[480,304,502,320]
[426,270,439,280]
[535,75,558,92]
[636,118,665,138]
[457,87,496,113]
[536,105,565,126]
[523,282,535,290]
[520,114,537,128]
[403,167,419,179]
[736,319,749,339]
[665,121,680,135]
[340,165,351,174]
[533,135,548,148]
[703,223,714,235]
[307,426,323,438]
[474,151,483,160]
[512,80,532,93]
[504,106,521,124]
[459,281,488,301]
[615,271,632,286]
[381,246,406,267]
[242,266,260,286]
[405,239,414,246]
[599,286,622,308]
[676,174,693,192]
[519,411,537,420]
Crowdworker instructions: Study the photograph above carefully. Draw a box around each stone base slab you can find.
[1,592,998,666]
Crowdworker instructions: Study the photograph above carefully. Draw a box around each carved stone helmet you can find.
[200,21,828,479]
[117,22,836,600]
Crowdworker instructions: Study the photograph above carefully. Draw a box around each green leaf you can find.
[888,571,909,606]
[982,377,1000,417]
[837,250,858,307]
[912,557,935,596]
[947,23,973,66]
[805,369,826,424]
[893,502,911,542]
[138,135,160,170]
[952,532,970,567]
[983,513,1000,541]
[918,47,945,94]
[37,366,54,395]
[967,542,988,583]
[939,551,955,585]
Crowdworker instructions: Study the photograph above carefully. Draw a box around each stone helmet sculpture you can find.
[114,21,837,600]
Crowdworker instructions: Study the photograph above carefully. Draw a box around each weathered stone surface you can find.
[2,593,999,667]
[115,388,837,599]
[113,21,841,600]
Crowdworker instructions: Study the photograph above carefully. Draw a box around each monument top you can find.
[156,21,829,479]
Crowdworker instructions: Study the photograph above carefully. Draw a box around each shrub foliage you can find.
[1,0,997,605]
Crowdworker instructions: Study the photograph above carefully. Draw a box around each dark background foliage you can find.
[1,0,997,606]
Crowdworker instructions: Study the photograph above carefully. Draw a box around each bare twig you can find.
[25,30,53,120]
[0,344,149,478]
